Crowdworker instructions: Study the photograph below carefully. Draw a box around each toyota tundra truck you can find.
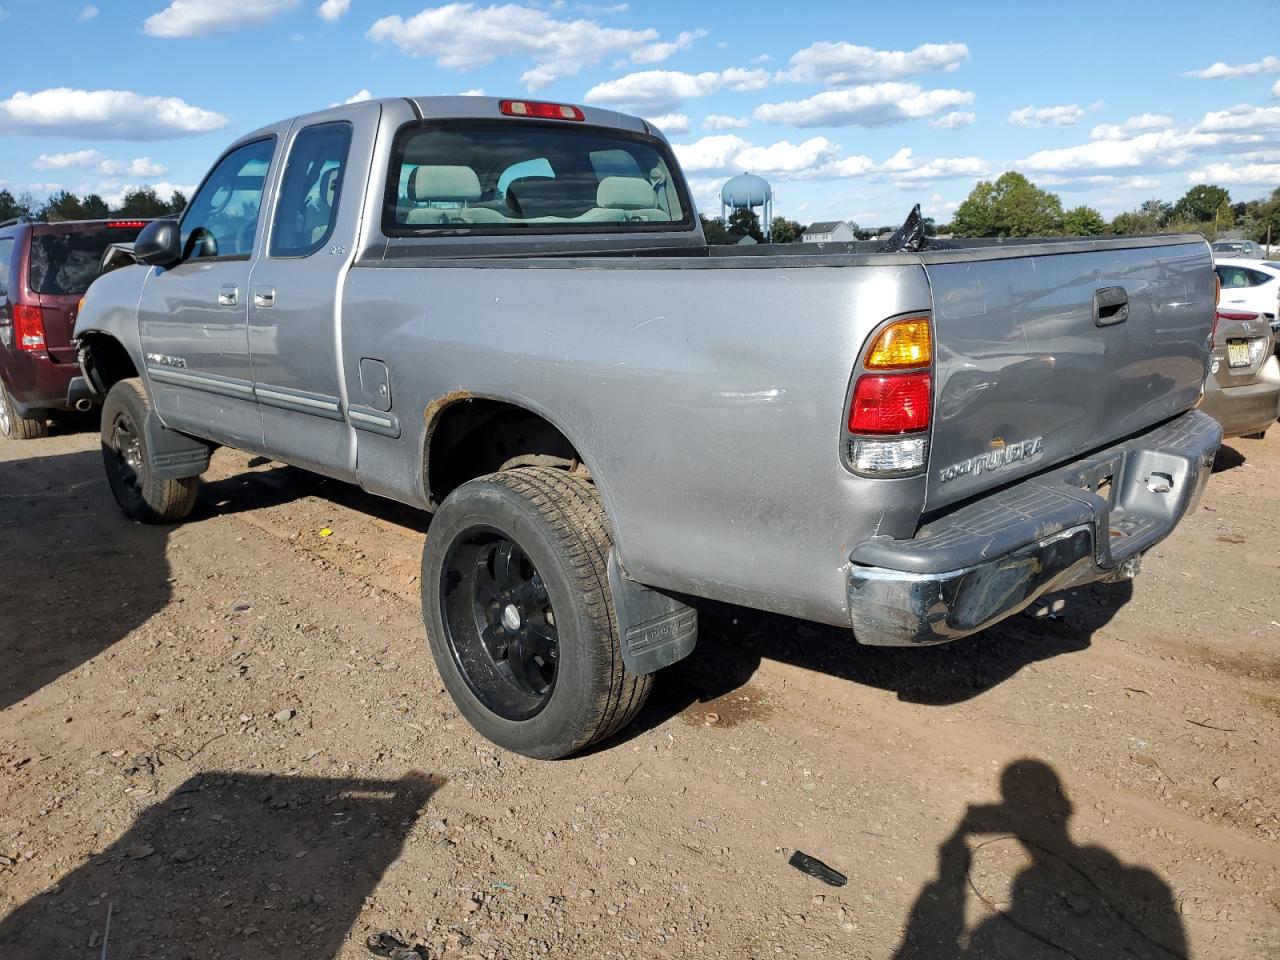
[72,96,1222,758]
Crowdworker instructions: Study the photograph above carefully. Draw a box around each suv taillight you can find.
[13,304,47,352]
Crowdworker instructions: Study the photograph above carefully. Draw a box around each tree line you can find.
[0,186,187,223]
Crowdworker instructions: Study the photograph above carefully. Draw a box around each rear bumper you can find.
[1,350,78,415]
[1200,355,1280,438]
[847,410,1222,646]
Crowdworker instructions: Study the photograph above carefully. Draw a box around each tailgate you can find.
[36,293,80,362]
[923,239,1214,511]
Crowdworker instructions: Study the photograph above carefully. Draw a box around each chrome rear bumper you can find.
[847,410,1221,646]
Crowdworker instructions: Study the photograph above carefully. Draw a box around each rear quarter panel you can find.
[342,260,932,624]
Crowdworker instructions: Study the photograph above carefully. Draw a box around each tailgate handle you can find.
[1094,286,1129,326]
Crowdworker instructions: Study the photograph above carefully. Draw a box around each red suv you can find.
[0,217,147,438]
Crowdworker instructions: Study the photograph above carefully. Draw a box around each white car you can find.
[1215,257,1280,321]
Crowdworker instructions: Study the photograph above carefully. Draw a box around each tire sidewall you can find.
[100,381,158,521]
[423,478,616,759]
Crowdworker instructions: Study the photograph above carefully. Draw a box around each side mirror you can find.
[133,219,182,267]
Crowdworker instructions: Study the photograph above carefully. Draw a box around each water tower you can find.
[720,172,772,239]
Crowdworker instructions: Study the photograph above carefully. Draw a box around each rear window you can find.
[384,121,690,235]
[29,226,143,295]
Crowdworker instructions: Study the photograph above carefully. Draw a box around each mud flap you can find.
[606,550,697,675]
[143,414,212,480]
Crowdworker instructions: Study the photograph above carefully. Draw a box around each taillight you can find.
[108,219,147,229]
[499,99,585,121]
[845,316,933,475]
[848,373,932,433]
[13,304,47,352]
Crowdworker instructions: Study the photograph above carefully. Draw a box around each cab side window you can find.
[0,237,13,298]
[270,122,353,258]
[180,138,275,262]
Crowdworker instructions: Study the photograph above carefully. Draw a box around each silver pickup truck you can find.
[73,96,1222,758]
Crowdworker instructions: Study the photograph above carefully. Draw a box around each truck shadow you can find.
[0,771,441,960]
[631,580,1132,738]
[890,758,1187,959]
[0,448,172,713]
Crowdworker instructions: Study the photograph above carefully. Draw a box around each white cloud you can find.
[458,88,487,97]
[1187,160,1280,186]
[345,89,373,103]
[1038,173,1161,191]
[143,0,299,37]
[753,83,973,128]
[1198,103,1280,134]
[1274,78,1280,99]
[88,181,197,208]
[33,149,102,171]
[78,4,98,20]
[930,110,974,129]
[34,150,167,178]
[1185,56,1280,80]
[1089,113,1174,140]
[367,3,670,90]
[703,114,748,130]
[0,88,228,139]
[779,40,968,85]
[584,68,767,112]
[644,113,690,134]
[888,151,988,183]
[1008,104,1085,127]
[631,29,706,65]
[317,0,349,20]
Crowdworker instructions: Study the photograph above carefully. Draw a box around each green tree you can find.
[1243,187,1280,246]
[0,189,34,222]
[114,187,170,218]
[769,216,804,243]
[951,172,1064,237]
[726,207,764,242]
[80,194,110,219]
[1062,205,1106,236]
[1111,198,1172,235]
[1171,184,1230,224]
[166,190,188,215]
[39,190,87,222]
[700,214,731,244]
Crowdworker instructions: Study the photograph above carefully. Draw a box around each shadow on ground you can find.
[0,771,440,960]
[628,579,1133,740]
[0,448,172,712]
[892,758,1186,959]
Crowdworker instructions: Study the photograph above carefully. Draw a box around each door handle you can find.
[217,285,239,307]
[253,287,276,308]
[1094,286,1128,327]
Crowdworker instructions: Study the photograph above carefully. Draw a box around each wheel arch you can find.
[421,390,630,560]
[78,330,140,397]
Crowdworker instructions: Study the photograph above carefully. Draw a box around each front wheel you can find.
[100,379,198,523]
[422,467,652,759]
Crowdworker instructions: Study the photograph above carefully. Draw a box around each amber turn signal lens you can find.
[865,317,932,369]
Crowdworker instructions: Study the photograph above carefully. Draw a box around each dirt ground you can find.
[1,419,1277,960]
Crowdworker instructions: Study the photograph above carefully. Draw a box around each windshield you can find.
[385,121,690,234]
[28,226,143,295]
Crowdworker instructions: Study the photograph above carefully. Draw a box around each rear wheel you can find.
[100,379,198,523]
[0,381,49,440]
[422,467,652,759]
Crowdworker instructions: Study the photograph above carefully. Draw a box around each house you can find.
[801,220,855,243]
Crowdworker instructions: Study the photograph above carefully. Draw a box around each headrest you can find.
[319,167,339,207]
[596,176,656,210]
[410,165,481,202]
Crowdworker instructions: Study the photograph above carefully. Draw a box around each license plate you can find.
[1227,340,1251,368]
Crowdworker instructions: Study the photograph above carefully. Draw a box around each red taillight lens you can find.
[848,372,931,434]
[499,99,585,121]
[108,219,147,229]
[13,304,47,352]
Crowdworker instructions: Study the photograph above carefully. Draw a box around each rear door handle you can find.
[218,285,239,307]
[253,287,276,308]
[1094,286,1128,326]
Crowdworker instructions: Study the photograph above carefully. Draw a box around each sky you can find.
[0,0,1278,227]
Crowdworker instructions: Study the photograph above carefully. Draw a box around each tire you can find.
[0,381,49,440]
[100,378,198,523]
[422,467,652,759]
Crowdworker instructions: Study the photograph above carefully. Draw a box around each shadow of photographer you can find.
[0,771,442,960]
[892,759,1186,960]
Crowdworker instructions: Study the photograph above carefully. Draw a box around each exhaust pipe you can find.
[74,398,93,412]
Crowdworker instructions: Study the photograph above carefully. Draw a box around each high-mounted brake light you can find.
[108,219,147,229]
[499,99,585,121]
[13,304,47,352]
[865,317,932,369]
